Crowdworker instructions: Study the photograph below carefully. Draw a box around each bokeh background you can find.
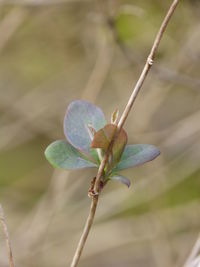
[0,0,200,267]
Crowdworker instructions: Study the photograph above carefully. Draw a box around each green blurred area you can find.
[0,1,200,267]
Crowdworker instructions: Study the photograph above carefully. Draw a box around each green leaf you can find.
[114,144,160,171]
[110,175,130,188]
[64,100,107,154]
[45,140,97,170]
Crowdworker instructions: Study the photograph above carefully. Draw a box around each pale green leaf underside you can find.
[110,175,130,188]
[45,140,97,170]
[114,144,160,171]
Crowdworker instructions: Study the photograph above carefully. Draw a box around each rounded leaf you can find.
[110,175,130,188]
[114,144,160,171]
[64,100,107,154]
[45,140,97,170]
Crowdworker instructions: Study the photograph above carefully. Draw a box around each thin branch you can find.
[117,0,179,131]
[0,204,15,267]
[70,1,180,266]
[70,197,98,267]
[94,0,179,194]
[183,234,200,267]
[106,8,200,92]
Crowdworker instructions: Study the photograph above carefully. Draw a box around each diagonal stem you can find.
[70,1,180,266]
[117,0,179,131]
[70,197,98,267]
[0,204,15,267]
[183,234,200,267]
[94,0,179,195]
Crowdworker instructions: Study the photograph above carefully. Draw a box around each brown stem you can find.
[70,1,180,266]
[0,204,15,267]
[70,196,99,267]
[94,0,179,194]
[117,0,179,131]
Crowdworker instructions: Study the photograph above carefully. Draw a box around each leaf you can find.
[91,123,127,166]
[114,144,160,171]
[64,100,107,154]
[45,140,97,170]
[110,175,131,188]
[111,108,119,124]
[91,124,116,150]
[89,148,101,164]
[87,124,96,139]
[112,127,128,165]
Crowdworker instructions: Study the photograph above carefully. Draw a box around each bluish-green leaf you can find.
[110,175,131,188]
[64,100,107,154]
[114,144,160,171]
[45,140,97,170]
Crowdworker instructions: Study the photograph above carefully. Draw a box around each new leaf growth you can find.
[45,100,160,188]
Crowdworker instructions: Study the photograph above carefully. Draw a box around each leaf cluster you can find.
[45,100,160,188]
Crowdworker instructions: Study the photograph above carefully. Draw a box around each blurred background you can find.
[0,0,200,266]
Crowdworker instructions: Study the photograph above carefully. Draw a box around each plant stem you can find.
[70,1,180,266]
[94,0,179,196]
[0,204,15,267]
[70,196,99,267]
[183,234,200,267]
[117,0,179,131]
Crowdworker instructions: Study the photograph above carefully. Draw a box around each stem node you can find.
[70,1,180,266]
